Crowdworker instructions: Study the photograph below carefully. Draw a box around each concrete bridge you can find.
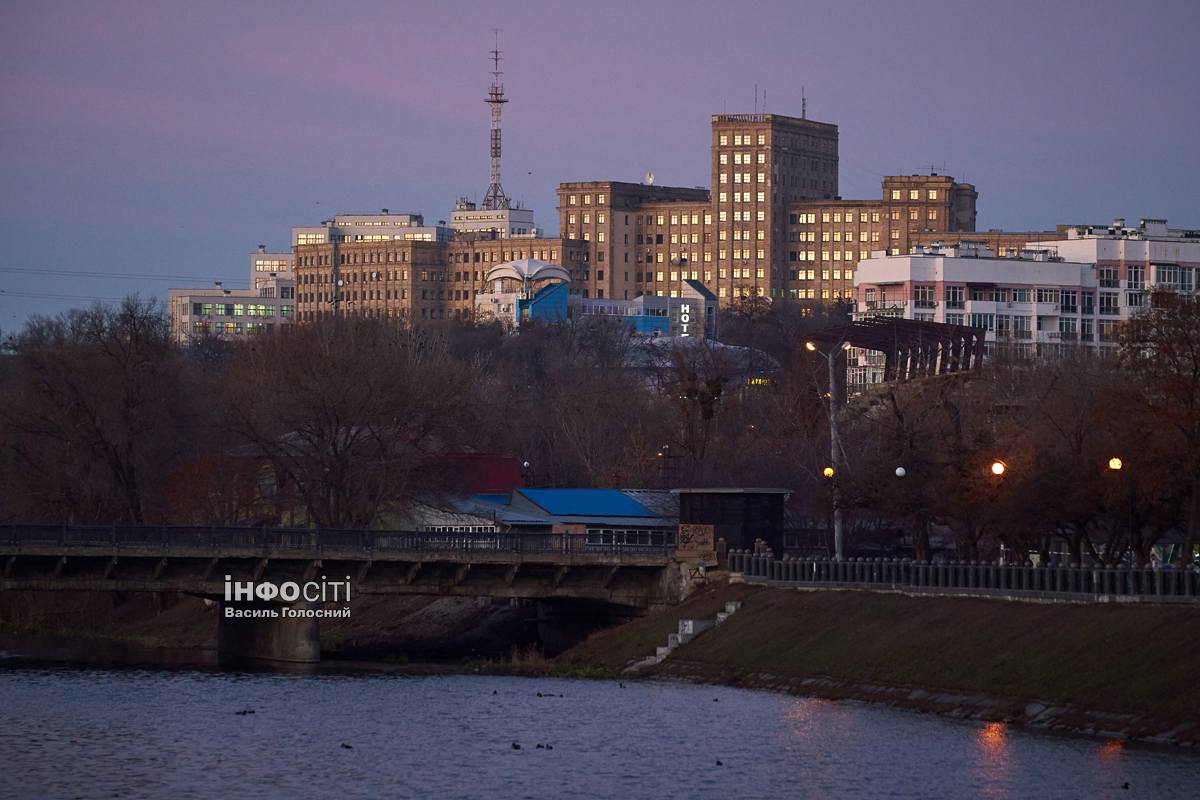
[1,525,709,664]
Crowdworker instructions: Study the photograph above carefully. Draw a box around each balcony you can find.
[945,300,965,310]
[914,299,937,309]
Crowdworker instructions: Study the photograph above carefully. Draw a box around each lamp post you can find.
[807,338,852,560]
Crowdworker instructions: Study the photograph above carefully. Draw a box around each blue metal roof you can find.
[517,489,656,518]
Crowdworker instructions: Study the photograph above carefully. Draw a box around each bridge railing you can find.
[726,550,1200,602]
[0,525,675,558]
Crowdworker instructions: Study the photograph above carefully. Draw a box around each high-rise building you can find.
[554,112,1016,307]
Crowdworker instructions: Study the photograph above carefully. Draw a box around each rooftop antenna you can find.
[801,86,807,120]
[754,83,758,114]
[763,88,767,113]
[482,29,510,210]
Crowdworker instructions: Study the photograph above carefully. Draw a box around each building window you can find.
[890,190,901,200]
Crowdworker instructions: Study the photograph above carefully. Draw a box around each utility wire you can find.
[0,266,249,285]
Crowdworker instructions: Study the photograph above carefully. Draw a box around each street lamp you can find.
[990,460,1007,476]
[808,337,852,561]
[1107,456,1123,471]
[895,466,907,478]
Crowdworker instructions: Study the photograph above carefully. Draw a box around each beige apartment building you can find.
[285,110,1048,323]
[552,113,1039,307]
[292,232,587,323]
[558,113,840,303]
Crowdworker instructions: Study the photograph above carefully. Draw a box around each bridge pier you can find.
[217,600,321,665]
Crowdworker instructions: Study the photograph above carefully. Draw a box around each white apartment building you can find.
[850,218,1200,389]
[449,198,538,238]
[168,245,295,345]
[291,210,455,247]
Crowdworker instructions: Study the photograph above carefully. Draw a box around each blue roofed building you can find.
[400,488,679,548]
[475,258,717,338]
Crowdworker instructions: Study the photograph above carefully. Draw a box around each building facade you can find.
[849,218,1200,387]
[168,245,296,344]
[553,112,1032,308]
[449,198,538,238]
[292,233,588,322]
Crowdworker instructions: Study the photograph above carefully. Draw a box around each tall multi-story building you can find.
[786,174,981,302]
[554,112,1032,307]
[168,245,296,344]
[555,181,711,300]
[291,229,587,323]
[557,113,840,304]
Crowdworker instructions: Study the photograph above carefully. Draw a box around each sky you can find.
[1,0,1198,329]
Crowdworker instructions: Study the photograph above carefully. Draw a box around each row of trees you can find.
[0,293,1196,564]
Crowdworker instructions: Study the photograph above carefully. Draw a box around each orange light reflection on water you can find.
[972,721,1011,799]
[978,721,1007,754]
[1100,738,1125,761]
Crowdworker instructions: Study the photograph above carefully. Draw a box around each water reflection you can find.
[1,670,1197,800]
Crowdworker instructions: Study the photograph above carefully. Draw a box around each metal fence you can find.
[727,550,1200,602]
[0,525,676,558]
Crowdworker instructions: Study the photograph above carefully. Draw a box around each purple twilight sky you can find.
[1,0,1197,329]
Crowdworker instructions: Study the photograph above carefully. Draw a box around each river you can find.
[1,662,1198,799]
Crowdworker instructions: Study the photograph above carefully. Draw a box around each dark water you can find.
[1,667,1198,800]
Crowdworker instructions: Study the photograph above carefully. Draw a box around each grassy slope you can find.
[559,585,1200,720]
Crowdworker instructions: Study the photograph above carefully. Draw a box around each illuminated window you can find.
[890,190,901,200]
[928,190,937,200]
[909,189,919,200]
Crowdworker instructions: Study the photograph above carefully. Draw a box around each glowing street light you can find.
[1108,456,1124,471]
[805,341,817,352]
[895,467,907,478]
[822,466,836,479]
[990,460,1007,476]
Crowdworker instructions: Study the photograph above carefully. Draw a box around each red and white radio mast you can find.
[481,29,510,210]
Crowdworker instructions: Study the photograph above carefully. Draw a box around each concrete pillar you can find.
[218,600,320,665]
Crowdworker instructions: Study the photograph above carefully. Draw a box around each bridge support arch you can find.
[217,600,320,665]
